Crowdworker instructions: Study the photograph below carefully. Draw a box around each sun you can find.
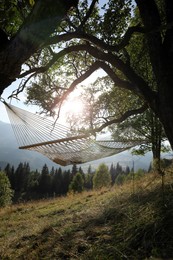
[62,96,84,116]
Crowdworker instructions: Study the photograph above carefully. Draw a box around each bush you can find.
[0,171,13,207]
[93,163,111,189]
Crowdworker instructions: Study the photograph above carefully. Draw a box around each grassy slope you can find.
[0,171,173,259]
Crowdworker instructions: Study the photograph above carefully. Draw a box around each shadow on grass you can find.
[11,183,173,259]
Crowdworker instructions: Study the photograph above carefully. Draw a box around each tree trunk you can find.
[136,0,173,151]
[158,80,173,151]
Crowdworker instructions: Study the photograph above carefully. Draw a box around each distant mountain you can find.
[0,121,153,172]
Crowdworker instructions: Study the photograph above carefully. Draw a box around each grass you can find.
[1,170,173,259]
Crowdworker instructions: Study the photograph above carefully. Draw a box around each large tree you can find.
[0,0,78,92]
[1,0,173,151]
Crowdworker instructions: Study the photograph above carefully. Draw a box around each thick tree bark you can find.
[0,0,77,95]
[135,0,173,150]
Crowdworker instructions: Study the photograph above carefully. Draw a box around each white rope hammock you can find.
[4,102,142,166]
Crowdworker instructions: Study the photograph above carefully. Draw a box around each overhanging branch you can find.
[19,44,156,112]
[51,61,102,110]
[44,25,145,52]
[93,103,148,133]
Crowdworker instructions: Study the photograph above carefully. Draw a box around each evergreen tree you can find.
[52,168,63,195]
[22,162,30,191]
[71,164,78,179]
[14,162,24,192]
[115,163,123,176]
[84,172,93,190]
[93,163,111,190]
[50,166,55,177]
[4,163,11,176]
[62,170,71,194]
[4,163,15,190]
[125,166,130,175]
[148,162,152,173]
[87,165,92,175]
[115,173,126,186]
[39,164,51,195]
[0,171,13,207]
[27,170,40,192]
[109,163,118,185]
[69,172,84,193]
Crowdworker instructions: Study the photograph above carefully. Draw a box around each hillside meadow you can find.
[0,170,173,259]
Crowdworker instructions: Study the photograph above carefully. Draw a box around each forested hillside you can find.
[2,160,137,202]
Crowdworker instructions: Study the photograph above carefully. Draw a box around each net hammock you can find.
[4,102,142,166]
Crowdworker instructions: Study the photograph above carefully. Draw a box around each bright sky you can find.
[0,69,105,124]
[0,0,134,123]
[0,79,39,123]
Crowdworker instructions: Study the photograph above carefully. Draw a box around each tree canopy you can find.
[1,0,173,151]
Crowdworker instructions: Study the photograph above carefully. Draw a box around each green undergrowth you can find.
[0,171,173,259]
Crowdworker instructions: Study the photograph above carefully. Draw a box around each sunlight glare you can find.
[62,96,84,116]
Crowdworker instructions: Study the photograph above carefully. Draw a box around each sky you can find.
[0,68,105,125]
[0,0,134,124]
[0,79,39,123]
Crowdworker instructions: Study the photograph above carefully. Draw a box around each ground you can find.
[0,170,173,259]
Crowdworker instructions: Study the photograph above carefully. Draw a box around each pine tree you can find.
[14,162,24,192]
[50,166,55,177]
[62,170,71,194]
[115,174,126,186]
[39,164,51,195]
[69,172,84,193]
[28,170,40,192]
[125,166,130,175]
[52,168,63,195]
[71,164,78,178]
[4,163,15,189]
[23,162,30,191]
[110,163,117,185]
[0,171,13,207]
[84,172,93,190]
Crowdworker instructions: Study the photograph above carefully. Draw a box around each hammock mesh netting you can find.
[5,103,141,166]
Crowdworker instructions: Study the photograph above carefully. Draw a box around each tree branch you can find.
[19,43,156,112]
[50,61,102,110]
[44,25,145,52]
[8,72,37,99]
[78,0,98,30]
[0,0,77,95]
[93,103,148,133]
